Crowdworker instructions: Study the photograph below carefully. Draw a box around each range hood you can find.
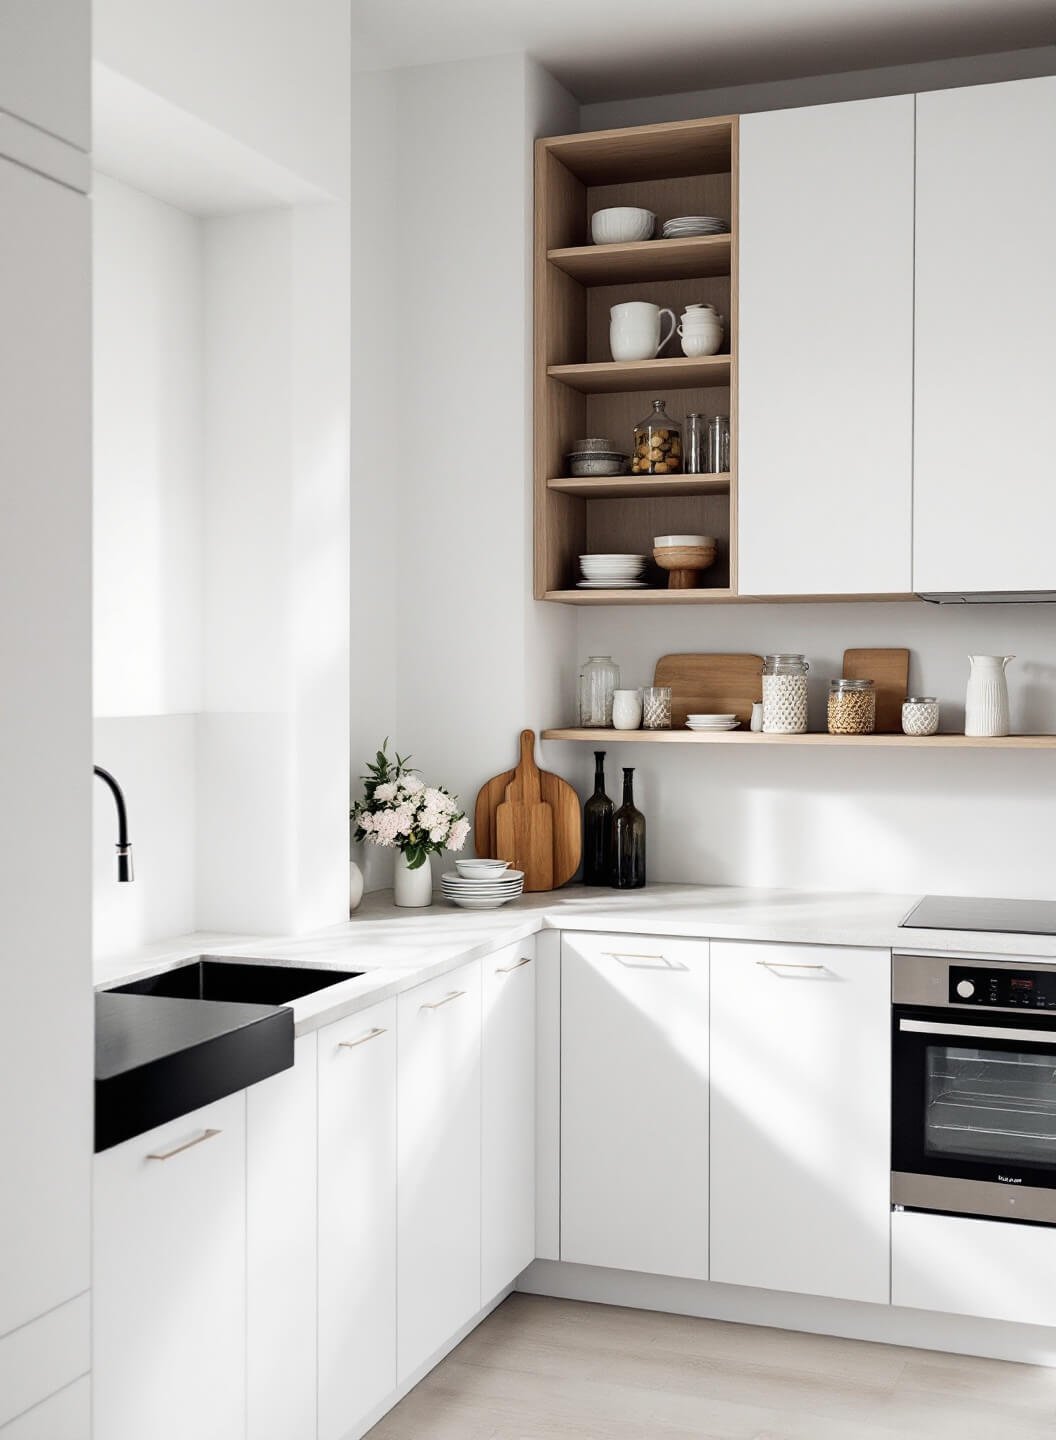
[918,591,1056,605]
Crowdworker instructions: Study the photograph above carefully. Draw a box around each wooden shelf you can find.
[543,115,736,185]
[548,355,732,394]
[543,729,1056,749]
[548,234,732,285]
[548,472,731,499]
[543,589,918,606]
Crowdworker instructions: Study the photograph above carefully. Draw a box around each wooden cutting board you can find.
[842,648,910,733]
[496,731,554,891]
[653,653,764,728]
[474,730,581,890]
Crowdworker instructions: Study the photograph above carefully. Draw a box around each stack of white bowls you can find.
[677,303,725,357]
[441,859,525,909]
[578,553,648,589]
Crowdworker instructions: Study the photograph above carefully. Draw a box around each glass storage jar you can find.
[632,399,682,475]
[828,678,876,735]
[762,654,809,734]
[706,414,730,474]
[902,696,939,736]
[578,654,620,727]
[641,685,672,730]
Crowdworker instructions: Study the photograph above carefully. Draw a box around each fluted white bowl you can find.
[591,207,655,244]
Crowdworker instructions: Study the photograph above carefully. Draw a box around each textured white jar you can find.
[902,697,939,737]
[612,688,643,730]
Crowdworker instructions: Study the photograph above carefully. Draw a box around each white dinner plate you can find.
[576,581,650,589]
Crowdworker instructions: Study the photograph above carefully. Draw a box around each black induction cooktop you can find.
[901,894,1056,936]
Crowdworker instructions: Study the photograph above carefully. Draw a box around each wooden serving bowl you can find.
[653,541,717,589]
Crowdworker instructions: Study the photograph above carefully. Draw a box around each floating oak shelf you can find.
[547,354,733,395]
[543,729,1056,749]
[547,472,732,499]
[548,234,733,285]
[544,590,918,606]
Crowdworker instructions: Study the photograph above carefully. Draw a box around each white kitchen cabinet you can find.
[892,1210,1056,1327]
[482,938,536,1299]
[397,959,482,1383]
[0,1377,89,1440]
[561,933,710,1280]
[248,1035,318,1440]
[738,96,914,596]
[710,940,890,1304]
[0,156,91,1345]
[318,999,398,1440]
[914,76,1056,594]
[0,1,90,154]
[93,1095,247,1440]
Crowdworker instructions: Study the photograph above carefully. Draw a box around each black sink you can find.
[108,956,362,1007]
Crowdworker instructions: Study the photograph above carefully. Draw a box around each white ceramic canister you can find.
[965,655,1013,737]
[612,688,644,730]
[762,654,809,734]
[902,697,940,737]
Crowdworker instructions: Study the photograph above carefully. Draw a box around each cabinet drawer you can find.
[893,1210,1056,1327]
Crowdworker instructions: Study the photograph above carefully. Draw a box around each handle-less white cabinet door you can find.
[0,1,90,153]
[914,77,1056,593]
[561,933,709,1280]
[318,999,397,1440]
[482,938,536,1300]
[738,97,914,596]
[397,959,482,1383]
[710,941,890,1304]
[0,1377,89,1440]
[93,1095,247,1440]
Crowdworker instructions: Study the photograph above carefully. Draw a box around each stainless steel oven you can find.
[892,952,1056,1224]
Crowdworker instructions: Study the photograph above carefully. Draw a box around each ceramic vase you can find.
[394,850,432,908]
[349,860,364,913]
[965,654,1014,737]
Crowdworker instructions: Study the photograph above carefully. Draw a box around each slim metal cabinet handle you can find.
[496,956,533,974]
[604,951,668,964]
[756,961,827,972]
[338,1026,388,1049]
[147,1128,222,1162]
[420,989,466,1011]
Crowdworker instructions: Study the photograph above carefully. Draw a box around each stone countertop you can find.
[93,883,1056,1038]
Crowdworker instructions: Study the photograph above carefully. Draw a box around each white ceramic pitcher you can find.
[965,655,1014,737]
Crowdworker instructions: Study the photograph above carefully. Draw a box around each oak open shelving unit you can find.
[534,116,739,603]
[542,730,1056,750]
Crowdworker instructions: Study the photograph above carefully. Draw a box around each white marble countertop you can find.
[94,883,1056,1037]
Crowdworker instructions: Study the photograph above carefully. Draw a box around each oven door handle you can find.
[899,1017,1056,1045]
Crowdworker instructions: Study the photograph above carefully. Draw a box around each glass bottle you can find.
[583,751,614,886]
[632,399,682,475]
[578,654,620,727]
[684,412,706,474]
[612,767,646,889]
[706,414,730,474]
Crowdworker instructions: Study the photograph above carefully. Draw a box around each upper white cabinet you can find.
[482,938,536,1300]
[561,933,710,1280]
[0,1,90,152]
[710,941,890,1305]
[0,156,91,1344]
[914,77,1056,593]
[93,1095,247,1440]
[318,999,398,1440]
[738,96,914,596]
[397,959,482,1383]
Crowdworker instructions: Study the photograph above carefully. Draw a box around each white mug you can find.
[612,688,644,730]
[610,302,676,362]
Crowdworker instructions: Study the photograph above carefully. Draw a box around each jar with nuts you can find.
[632,399,682,475]
[828,678,876,735]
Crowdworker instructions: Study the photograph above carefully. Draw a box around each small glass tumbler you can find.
[642,685,672,730]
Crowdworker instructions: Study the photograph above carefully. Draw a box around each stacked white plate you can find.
[662,215,730,238]
[579,553,648,589]
[441,867,525,909]
[686,713,740,732]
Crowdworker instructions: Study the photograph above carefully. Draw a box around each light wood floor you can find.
[367,1292,1056,1439]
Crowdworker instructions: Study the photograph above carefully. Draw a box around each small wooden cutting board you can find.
[496,731,554,892]
[653,653,764,728]
[842,648,910,733]
[475,730,581,890]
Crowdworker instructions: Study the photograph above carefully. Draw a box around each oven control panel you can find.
[950,965,1056,1009]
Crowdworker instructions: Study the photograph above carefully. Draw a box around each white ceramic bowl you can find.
[591,207,655,245]
[569,457,627,477]
[454,858,510,878]
[654,534,708,547]
[679,329,723,357]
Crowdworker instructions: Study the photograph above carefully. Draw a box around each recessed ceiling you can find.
[351,0,1056,102]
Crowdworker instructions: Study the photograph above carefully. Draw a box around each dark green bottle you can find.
[583,751,613,886]
[612,767,646,889]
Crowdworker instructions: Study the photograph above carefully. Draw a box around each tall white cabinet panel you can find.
[914,77,1056,593]
[248,1035,318,1440]
[710,941,890,1304]
[0,1377,89,1440]
[0,156,91,1343]
[482,938,536,1300]
[0,1,90,153]
[738,97,914,595]
[561,933,710,1280]
[93,1096,247,1440]
[318,999,398,1440]
[397,959,482,1383]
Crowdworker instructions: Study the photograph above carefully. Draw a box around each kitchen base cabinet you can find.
[482,938,536,1300]
[93,1094,246,1440]
[318,998,398,1440]
[397,959,482,1383]
[561,933,710,1280]
[0,1378,89,1440]
[710,941,890,1304]
[893,1211,1056,1328]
